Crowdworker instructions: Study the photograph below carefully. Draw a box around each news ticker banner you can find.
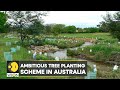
[7,61,87,77]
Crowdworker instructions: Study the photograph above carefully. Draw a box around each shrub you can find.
[31,38,45,46]
[83,27,100,33]
[57,42,68,49]
[16,41,27,47]
[67,49,80,56]
[36,54,54,60]
[44,38,84,49]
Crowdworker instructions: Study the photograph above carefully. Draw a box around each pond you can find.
[47,42,93,60]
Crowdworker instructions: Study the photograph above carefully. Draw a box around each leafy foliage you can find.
[64,25,76,33]
[101,11,120,41]
[0,12,7,33]
[7,11,47,45]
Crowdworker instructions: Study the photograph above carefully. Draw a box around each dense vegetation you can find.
[0,11,120,79]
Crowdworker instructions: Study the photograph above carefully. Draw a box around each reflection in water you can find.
[47,42,93,59]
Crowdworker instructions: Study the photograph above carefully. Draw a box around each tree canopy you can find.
[7,11,47,45]
[101,11,120,41]
[64,25,76,33]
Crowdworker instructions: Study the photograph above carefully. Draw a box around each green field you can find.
[0,33,120,79]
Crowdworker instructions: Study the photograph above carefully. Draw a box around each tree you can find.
[3,23,12,33]
[0,12,7,33]
[7,11,47,45]
[44,24,53,34]
[97,21,109,32]
[84,27,99,33]
[102,11,120,41]
[51,24,65,36]
[28,20,44,36]
[64,25,76,33]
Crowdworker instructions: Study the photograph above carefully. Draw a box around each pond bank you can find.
[47,42,94,59]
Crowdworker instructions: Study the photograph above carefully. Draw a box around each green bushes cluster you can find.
[36,54,54,60]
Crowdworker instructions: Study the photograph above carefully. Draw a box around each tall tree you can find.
[102,11,120,41]
[7,11,47,45]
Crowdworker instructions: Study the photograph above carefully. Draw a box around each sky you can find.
[42,11,118,28]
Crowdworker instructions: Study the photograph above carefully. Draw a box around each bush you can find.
[67,49,80,56]
[83,27,100,33]
[44,38,84,49]
[64,26,76,33]
[97,37,104,40]
[57,42,68,49]
[44,38,58,46]
[16,41,29,47]
[16,38,46,48]
[31,38,45,46]
[36,54,54,60]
